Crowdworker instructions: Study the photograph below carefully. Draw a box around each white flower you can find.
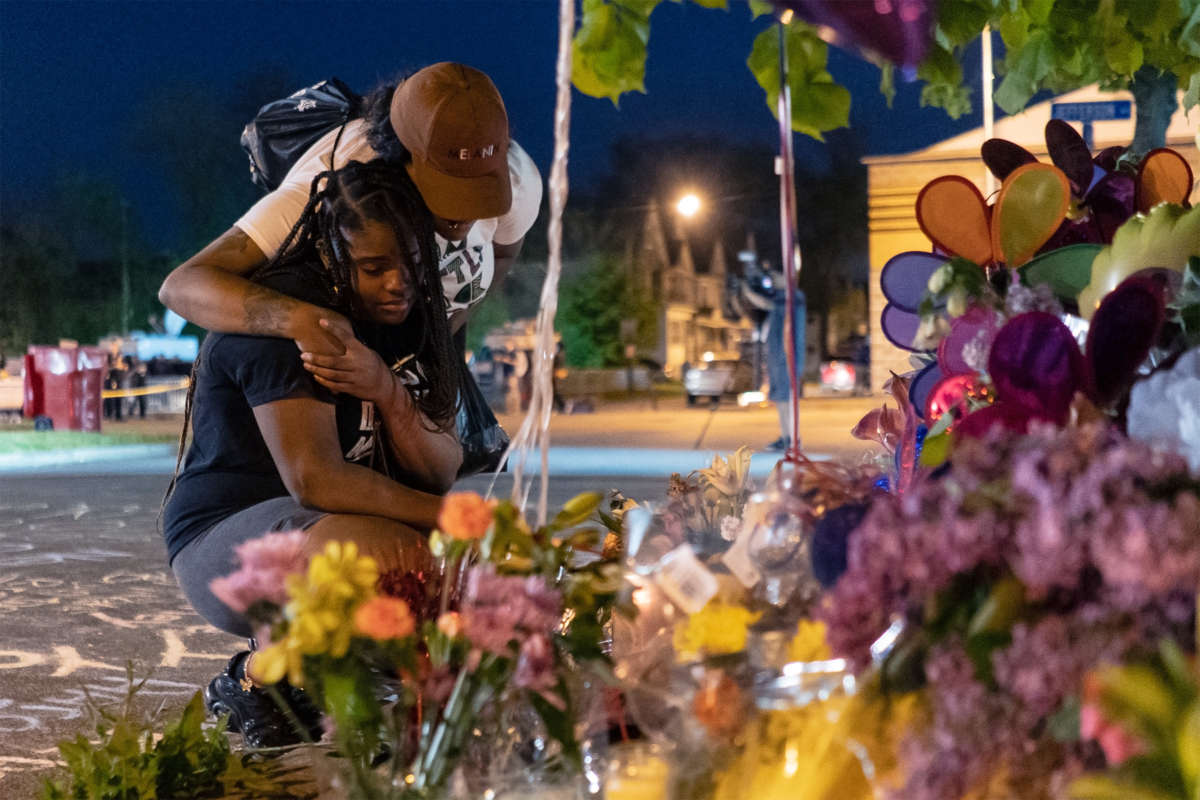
[927,265,951,294]
[946,288,968,318]
[1127,346,1200,473]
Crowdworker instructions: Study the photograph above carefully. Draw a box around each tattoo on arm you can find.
[242,282,293,336]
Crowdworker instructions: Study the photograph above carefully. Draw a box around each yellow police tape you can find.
[100,378,190,399]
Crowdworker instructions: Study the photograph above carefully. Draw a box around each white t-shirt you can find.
[236,118,543,313]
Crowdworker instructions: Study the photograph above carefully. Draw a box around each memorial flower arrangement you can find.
[210,490,621,799]
[819,422,1200,800]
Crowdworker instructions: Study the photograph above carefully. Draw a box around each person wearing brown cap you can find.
[158,62,542,356]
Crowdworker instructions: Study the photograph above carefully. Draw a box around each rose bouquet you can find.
[210,490,621,799]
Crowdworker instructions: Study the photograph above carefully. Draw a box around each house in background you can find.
[624,202,752,377]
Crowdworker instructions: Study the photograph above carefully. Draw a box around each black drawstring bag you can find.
[455,363,509,478]
[240,77,362,194]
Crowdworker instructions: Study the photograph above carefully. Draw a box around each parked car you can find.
[682,358,755,406]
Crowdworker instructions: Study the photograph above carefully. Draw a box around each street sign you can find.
[1050,100,1132,150]
[1050,101,1132,122]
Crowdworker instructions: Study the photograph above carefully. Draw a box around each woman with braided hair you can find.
[163,159,462,748]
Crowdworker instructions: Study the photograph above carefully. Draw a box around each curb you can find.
[0,444,830,477]
[0,443,176,472]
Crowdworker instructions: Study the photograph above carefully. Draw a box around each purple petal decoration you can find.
[881,303,927,352]
[988,311,1084,424]
[1084,171,1136,242]
[937,305,1003,375]
[881,251,948,311]
[956,401,1031,438]
[1093,146,1127,172]
[981,138,1037,183]
[1085,275,1166,408]
[908,361,943,421]
[775,0,933,70]
[1040,216,1102,253]
[1045,120,1094,194]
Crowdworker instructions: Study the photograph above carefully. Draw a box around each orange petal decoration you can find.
[916,175,993,265]
[1136,148,1193,213]
[991,163,1070,267]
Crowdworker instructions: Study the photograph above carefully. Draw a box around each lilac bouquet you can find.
[820,423,1200,800]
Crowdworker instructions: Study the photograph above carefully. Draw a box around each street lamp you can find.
[675,192,702,219]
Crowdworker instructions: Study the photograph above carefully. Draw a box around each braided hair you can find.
[162,160,459,524]
[261,159,459,428]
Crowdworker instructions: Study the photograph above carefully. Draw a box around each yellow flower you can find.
[674,600,761,660]
[249,638,305,688]
[787,619,832,663]
[282,540,379,660]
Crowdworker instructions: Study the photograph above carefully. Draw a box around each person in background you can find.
[164,160,462,749]
[104,351,126,422]
[128,358,148,418]
[157,62,542,364]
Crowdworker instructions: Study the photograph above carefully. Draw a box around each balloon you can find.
[916,176,992,265]
[880,251,948,311]
[991,163,1071,267]
[1085,275,1166,408]
[1078,203,1200,319]
[1136,148,1194,213]
[1018,243,1102,302]
[776,0,934,70]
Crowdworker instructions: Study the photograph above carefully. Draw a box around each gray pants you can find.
[172,497,327,638]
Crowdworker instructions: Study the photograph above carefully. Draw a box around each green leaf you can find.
[748,0,774,18]
[918,44,974,117]
[1068,774,1177,800]
[934,0,990,49]
[1183,68,1200,109]
[918,430,951,466]
[688,0,727,8]
[878,60,896,107]
[553,491,605,528]
[747,22,851,139]
[571,0,657,104]
[1048,696,1083,742]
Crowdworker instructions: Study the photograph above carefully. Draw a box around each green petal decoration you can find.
[1079,203,1200,319]
[1019,243,1102,301]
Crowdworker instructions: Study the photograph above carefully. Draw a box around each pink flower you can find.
[209,530,309,615]
[1080,675,1146,765]
[233,530,308,572]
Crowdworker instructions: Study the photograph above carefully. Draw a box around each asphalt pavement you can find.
[0,394,881,795]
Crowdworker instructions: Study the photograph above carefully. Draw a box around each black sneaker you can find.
[204,650,323,749]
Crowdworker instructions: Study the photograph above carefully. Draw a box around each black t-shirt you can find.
[162,269,397,564]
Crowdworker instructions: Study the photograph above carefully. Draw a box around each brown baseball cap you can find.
[390,62,512,221]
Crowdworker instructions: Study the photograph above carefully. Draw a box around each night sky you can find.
[2,0,987,251]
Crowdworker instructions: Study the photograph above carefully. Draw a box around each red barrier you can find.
[23,345,105,431]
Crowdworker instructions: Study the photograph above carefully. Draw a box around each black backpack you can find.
[240,77,363,193]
